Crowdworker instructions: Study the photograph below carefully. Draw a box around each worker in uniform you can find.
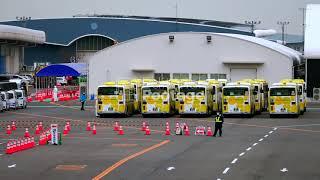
[80,92,87,111]
[53,86,58,102]
[213,111,224,137]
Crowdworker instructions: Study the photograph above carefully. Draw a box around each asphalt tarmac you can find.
[0,100,319,180]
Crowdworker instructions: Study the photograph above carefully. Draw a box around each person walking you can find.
[213,111,224,137]
[80,93,87,111]
[53,86,58,102]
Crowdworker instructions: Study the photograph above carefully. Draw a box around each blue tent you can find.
[36,63,87,77]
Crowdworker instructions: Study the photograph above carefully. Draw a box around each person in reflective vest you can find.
[213,111,224,137]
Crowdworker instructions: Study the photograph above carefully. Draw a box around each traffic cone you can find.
[114,121,119,131]
[31,137,35,147]
[6,142,12,154]
[92,124,97,135]
[11,121,16,131]
[86,122,91,131]
[141,121,147,131]
[165,125,171,136]
[145,126,151,135]
[63,125,68,135]
[165,121,170,127]
[6,125,11,135]
[12,141,17,153]
[175,122,180,130]
[118,126,124,135]
[24,128,30,138]
[184,125,190,136]
[206,126,213,136]
[39,122,43,131]
[66,121,71,131]
[35,125,40,135]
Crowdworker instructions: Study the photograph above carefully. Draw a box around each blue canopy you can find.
[36,63,87,77]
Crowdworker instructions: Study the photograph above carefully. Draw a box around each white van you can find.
[0,91,10,110]
[7,90,18,110]
[15,90,27,109]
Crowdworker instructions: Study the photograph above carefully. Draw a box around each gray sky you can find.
[1,0,319,35]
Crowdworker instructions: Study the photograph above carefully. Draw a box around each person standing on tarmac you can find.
[213,111,224,137]
[80,93,87,111]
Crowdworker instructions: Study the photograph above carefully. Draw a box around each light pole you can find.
[299,8,305,54]
[277,21,290,45]
[244,20,261,33]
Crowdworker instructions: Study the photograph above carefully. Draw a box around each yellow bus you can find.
[222,82,255,117]
[206,79,222,112]
[269,82,300,117]
[130,79,142,113]
[95,81,134,117]
[254,79,269,111]
[168,79,183,114]
[240,79,263,114]
[178,81,213,116]
[280,79,306,114]
[141,81,175,117]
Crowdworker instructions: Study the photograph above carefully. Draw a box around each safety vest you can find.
[215,116,222,123]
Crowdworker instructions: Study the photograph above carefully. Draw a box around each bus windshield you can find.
[270,88,296,96]
[223,87,249,96]
[180,87,205,95]
[142,87,167,95]
[98,87,123,96]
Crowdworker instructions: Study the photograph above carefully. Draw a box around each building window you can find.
[154,73,170,81]
[191,73,208,81]
[75,36,114,52]
[210,73,227,79]
[172,73,189,79]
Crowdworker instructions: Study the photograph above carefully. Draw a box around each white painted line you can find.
[273,127,278,130]
[280,168,288,172]
[167,167,175,171]
[231,158,238,164]
[0,154,3,156]
[253,143,258,146]
[264,135,269,138]
[259,138,263,142]
[246,147,252,151]
[276,124,320,128]
[223,167,230,174]
[8,164,16,168]
[217,179,221,180]
[269,131,273,134]
[239,152,245,157]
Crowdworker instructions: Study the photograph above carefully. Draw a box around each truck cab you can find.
[15,89,27,109]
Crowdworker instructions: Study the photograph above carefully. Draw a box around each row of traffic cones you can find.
[6,137,36,154]
[39,129,52,145]
[86,122,97,135]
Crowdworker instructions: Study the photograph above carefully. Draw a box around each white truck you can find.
[15,89,27,109]
[7,90,18,110]
[0,91,10,110]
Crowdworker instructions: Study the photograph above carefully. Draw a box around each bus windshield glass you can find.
[98,87,123,96]
[270,88,296,96]
[142,87,167,95]
[223,87,249,96]
[180,87,205,95]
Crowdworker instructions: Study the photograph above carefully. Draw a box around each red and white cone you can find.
[66,121,71,131]
[184,125,190,136]
[165,125,171,136]
[118,126,124,135]
[145,126,151,135]
[6,125,11,135]
[206,126,213,136]
[63,125,68,135]
[11,121,16,131]
[113,121,119,131]
[39,122,43,131]
[175,122,180,131]
[86,122,91,131]
[24,128,30,138]
[141,121,147,131]
[92,124,97,135]
[35,125,40,135]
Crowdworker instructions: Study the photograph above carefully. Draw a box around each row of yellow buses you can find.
[95,78,306,118]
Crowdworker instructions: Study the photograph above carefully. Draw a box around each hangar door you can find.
[230,68,257,82]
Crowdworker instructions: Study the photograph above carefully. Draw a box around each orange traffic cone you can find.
[141,121,147,131]
[184,125,190,136]
[165,121,170,127]
[114,121,119,131]
[86,122,91,131]
[11,121,16,131]
[6,125,11,135]
[63,125,68,135]
[67,121,71,131]
[206,126,213,136]
[165,125,171,135]
[39,122,43,131]
[35,125,40,135]
[92,124,97,135]
[6,142,12,154]
[24,128,30,138]
[118,126,124,135]
[145,126,151,135]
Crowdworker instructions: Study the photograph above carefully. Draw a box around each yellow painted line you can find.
[92,140,170,180]
[55,165,87,171]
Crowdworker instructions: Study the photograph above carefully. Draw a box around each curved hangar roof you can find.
[0,17,252,46]
[0,25,45,44]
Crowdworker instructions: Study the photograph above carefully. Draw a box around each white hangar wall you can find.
[88,32,300,95]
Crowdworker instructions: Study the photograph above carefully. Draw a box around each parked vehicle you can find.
[0,91,10,110]
[15,89,27,109]
[56,76,67,86]
[7,90,18,110]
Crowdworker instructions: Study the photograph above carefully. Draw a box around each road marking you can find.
[264,135,269,138]
[280,168,288,172]
[246,147,252,151]
[259,138,263,142]
[167,167,175,171]
[8,164,16,168]
[111,144,138,147]
[222,167,230,174]
[239,152,245,157]
[253,143,258,146]
[273,128,278,130]
[64,136,163,142]
[269,131,273,134]
[55,165,87,170]
[92,140,170,180]
[231,158,238,164]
